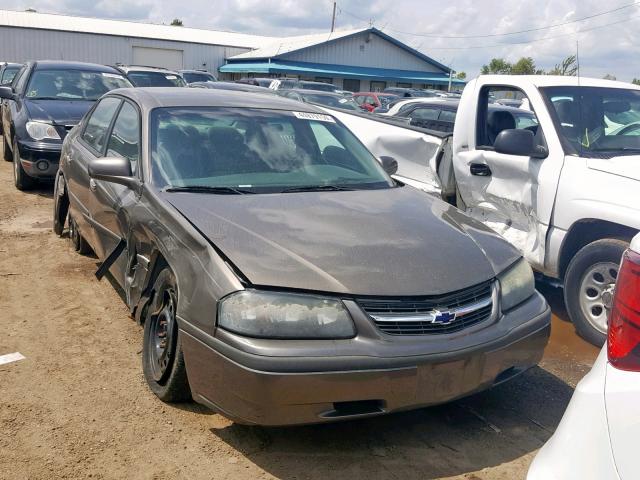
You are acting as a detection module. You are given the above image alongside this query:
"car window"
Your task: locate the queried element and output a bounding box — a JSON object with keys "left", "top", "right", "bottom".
{"left": 1, "top": 66, "right": 20, "bottom": 85}
{"left": 106, "top": 101, "right": 140, "bottom": 175}
{"left": 477, "top": 86, "right": 543, "bottom": 149}
{"left": 82, "top": 97, "right": 122, "bottom": 154}
{"left": 26, "top": 69, "right": 131, "bottom": 100}
{"left": 410, "top": 107, "right": 440, "bottom": 120}
{"left": 396, "top": 102, "right": 420, "bottom": 117}
{"left": 182, "top": 72, "right": 215, "bottom": 83}
{"left": 353, "top": 95, "right": 364, "bottom": 105}
{"left": 439, "top": 109, "right": 457, "bottom": 122}
{"left": 127, "top": 71, "right": 186, "bottom": 87}
{"left": 150, "top": 107, "right": 393, "bottom": 192}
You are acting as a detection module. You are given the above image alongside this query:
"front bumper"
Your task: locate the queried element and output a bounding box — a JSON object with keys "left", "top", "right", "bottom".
{"left": 182, "top": 292, "right": 551, "bottom": 426}
{"left": 16, "top": 139, "right": 61, "bottom": 179}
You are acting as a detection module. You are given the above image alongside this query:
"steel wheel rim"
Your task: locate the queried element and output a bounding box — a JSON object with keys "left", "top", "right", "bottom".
{"left": 578, "top": 261, "right": 619, "bottom": 333}
{"left": 149, "top": 288, "right": 177, "bottom": 382}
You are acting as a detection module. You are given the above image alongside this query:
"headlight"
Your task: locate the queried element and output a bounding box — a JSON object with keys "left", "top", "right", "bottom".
{"left": 498, "top": 258, "right": 535, "bottom": 311}
{"left": 218, "top": 290, "right": 356, "bottom": 339}
{"left": 26, "top": 121, "right": 61, "bottom": 141}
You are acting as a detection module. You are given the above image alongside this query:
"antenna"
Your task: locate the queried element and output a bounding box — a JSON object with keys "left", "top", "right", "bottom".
{"left": 330, "top": 1, "right": 337, "bottom": 32}
{"left": 576, "top": 39, "right": 581, "bottom": 80}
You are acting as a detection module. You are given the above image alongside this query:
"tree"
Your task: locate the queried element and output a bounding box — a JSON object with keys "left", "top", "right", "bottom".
{"left": 511, "top": 57, "right": 544, "bottom": 75}
{"left": 455, "top": 71, "right": 467, "bottom": 80}
{"left": 603, "top": 73, "right": 617, "bottom": 80}
{"left": 170, "top": 18, "right": 183, "bottom": 26}
{"left": 632, "top": 78, "right": 640, "bottom": 86}
{"left": 481, "top": 58, "right": 512, "bottom": 75}
{"left": 548, "top": 55, "right": 578, "bottom": 76}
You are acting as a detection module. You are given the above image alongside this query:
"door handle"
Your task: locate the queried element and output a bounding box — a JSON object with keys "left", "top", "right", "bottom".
{"left": 470, "top": 163, "right": 492, "bottom": 176}
{"left": 89, "top": 178, "right": 97, "bottom": 191}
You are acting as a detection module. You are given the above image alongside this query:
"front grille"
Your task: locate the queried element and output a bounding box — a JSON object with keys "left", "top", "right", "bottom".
{"left": 357, "top": 281, "right": 494, "bottom": 335}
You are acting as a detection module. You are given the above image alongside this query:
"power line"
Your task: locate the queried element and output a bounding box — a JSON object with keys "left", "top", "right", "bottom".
{"left": 422, "top": 13, "right": 640, "bottom": 50}
{"left": 338, "top": 1, "right": 639, "bottom": 39}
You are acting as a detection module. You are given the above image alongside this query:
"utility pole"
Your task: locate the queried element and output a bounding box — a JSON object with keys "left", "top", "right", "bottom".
{"left": 330, "top": 1, "right": 337, "bottom": 32}
{"left": 576, "top": 39, "right": 581, "bottom": 78}
{"left": 448, "top": 70, "right": 453, "bottom": 92}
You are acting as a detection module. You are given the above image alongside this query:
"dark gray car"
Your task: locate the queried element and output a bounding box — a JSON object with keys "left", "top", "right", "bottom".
{"left": 54, "top": 88, "right": 550, "bottom": 426}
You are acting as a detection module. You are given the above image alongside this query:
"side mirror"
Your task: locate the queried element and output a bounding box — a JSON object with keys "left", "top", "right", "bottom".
{"left": 88, "top": 157, "right": 139, "bottom": 190}
{"left": 380, "top": 156, "right": 398, "bottom": 175}
{"left": 0, "top": 86, "right": 16, "bottom": 100}
{"left": 494, "top": 129, "right": 547, "bottom": 158}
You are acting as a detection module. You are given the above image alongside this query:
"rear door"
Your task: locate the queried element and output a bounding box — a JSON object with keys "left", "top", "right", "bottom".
{"left": 452, "top": 82, "right": 564, "bottom": 270}
{"left": 71, "top": 97, "right": 122, "bottom": 248}
{"left": 89, "top": 100, "right": 141, "bottom": 281}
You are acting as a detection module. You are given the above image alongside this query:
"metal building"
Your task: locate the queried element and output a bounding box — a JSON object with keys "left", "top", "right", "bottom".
{"left": 0, "top": 9, "right": 464, "bottom": 91}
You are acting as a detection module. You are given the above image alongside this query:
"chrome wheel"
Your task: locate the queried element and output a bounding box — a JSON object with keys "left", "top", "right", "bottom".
{"left": 579, "top": 261, "right": 619, "bottom": 333}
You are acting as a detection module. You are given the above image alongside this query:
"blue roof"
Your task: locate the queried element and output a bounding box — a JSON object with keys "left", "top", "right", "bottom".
{"left": 219, "top": 60, "right": 465, "bottom": 85}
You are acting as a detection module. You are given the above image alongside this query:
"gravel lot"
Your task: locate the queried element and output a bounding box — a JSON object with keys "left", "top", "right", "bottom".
{"left": 0, "top": 152, "right": 598, "bottom": 480}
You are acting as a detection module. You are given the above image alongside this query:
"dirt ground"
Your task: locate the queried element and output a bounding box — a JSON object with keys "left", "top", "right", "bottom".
{"left": 0, "top": 153, "right": 599, "bottom": 480}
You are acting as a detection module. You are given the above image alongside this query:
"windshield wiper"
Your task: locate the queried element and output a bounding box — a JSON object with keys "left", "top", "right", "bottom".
{"left": 280, "top": 184, "right": 355, "bottom": 193}
{"left": 164, "top": 185, "right": 255, "bottom": 195}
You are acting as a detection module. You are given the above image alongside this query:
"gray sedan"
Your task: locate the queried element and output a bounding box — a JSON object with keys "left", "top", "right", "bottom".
{"left": 54, "top": 88, "right": 550, "bottom": 426}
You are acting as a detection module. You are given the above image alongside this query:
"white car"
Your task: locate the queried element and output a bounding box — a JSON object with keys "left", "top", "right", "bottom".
{"left": 528, "top": 232, "right": 640, "bottom": 479}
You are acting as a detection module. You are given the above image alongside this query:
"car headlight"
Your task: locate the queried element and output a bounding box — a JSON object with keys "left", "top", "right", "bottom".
{"left": 218, "top": 290, "right": 356, "bottom": 339}
{"left": 26, "top": 121, "right": 61, "bottom": 141}
{"left": 498, "top": 258, "right": 535, "bottom": 311}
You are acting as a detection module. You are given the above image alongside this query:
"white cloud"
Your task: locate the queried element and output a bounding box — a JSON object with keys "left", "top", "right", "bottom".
{"left": 4, "top": 0, "right": 639, "bottom": 80}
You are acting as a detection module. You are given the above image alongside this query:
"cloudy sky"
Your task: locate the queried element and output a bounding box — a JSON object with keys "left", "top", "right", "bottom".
{"left": 3, "top": 0, "right": 639, "bottom": 80}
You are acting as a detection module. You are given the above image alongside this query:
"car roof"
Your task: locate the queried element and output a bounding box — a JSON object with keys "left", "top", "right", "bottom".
{"left": 286, "top": 89, "right": 343, "bottom": 97}
{"left": 178, "top": 69, "right": 212, "bottom": 74}
{"left": 297, "top": 80, "right": 336, "bottom": 86}
{"left": 479, "top": 74, "right": 640, "bottom": 90}
{"left": 1, "top": 62, "right": 22, "bottom": 68}
{"left": 116, "top": 65, "right": 181, "bottom": 75}
{"left": 33, "top": 60, "right": 123, "bottom": 73}
{"left": 355, "top": 92, "right": 397, "bottom": 96}
{"left": 191, "top": 81, "right": 273, "bottom": 92}
{"left": 108, "top": 87, "right": 326, "bottom": 113}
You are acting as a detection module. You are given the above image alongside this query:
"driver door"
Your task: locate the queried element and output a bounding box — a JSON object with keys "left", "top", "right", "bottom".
{"left": 453, "top": 83, "right": 565, "bottom": 270}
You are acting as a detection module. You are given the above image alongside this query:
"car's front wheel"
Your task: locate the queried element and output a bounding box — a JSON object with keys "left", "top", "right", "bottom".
{"left": 142, "top": 267, "right": 191, "bottom": 403}
{"left": 2, "top": 135, "right": 11, "bottom": 162}
{"left": 53, "top": 171, "right": 68, "bottom": 236}
{"left": 13, "top": 138, "right": 36, "bottom": 190}
{"left": 564, "top": 238, "right": 629, "bottom": 346}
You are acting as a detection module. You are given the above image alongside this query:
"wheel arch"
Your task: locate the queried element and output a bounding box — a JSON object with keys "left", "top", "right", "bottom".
{"left": 558, "top": 219, "right": 637, "bottom": 279}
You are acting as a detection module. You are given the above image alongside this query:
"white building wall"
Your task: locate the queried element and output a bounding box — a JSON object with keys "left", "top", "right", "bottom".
{"left": 281, "top": 31, "right": 443, "bottom": 73}
{"left": 0, "top": 27, "right": 250, "bottom": 73}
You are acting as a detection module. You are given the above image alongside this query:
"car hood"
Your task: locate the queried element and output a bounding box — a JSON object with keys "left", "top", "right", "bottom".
{"left": 25, "top": 99, "right": 94, "bottom": 126}
{"left": 163, "top": 187, "right": 520, "bottom": 296}
{"left": 587, "top": 156, "right": 640, "bottom": 182}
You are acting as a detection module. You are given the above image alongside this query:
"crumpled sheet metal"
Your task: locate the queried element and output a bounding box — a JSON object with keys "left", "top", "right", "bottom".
{"left": 321, "top": 107, "right": 445, "bottom": 195}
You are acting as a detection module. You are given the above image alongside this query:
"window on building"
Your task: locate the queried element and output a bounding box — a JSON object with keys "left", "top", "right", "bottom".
{"left": 343, "top": 79, "right": 361, "bottom": 92}
{"left": 370, "top": 81, "right": 386, "bottom": 92}
{"left": 397, "top": 82, "right": 412, "bottom": 88}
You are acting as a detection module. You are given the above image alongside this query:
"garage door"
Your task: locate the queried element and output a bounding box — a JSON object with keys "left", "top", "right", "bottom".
{"left": 132, "top": 47, "right": 183, "bottom": 70}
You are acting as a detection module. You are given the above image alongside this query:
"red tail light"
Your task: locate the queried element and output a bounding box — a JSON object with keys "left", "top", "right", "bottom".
{"left": 608, "top": 249, "right": 640, "bottom": 371}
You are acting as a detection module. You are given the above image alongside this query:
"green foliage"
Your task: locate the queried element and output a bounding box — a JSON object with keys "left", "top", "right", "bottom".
{"left": 548, "top": 55, "right": 578, "bottom": 76}
{"left": 632, "top": 78, "right": 640, "bottom": 85}
{"left": 603, "top": 73, "right": 617, "bottom": 80}
{"left": 480, "top": 58, "right": 512, "bottom": 75}
{"left": 170, "top": 18, "right": 183, "bottom": 26}
{"left": 455, "top": 71, "right": 467, "bottom": 80}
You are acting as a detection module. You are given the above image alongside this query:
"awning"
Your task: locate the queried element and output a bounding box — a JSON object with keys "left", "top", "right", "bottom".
{"left": 219, "top": 60, "right": 465, "bottom": 86}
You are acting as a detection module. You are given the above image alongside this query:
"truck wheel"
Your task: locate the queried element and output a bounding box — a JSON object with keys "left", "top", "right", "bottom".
{"left": 13, "top": 138, "right": 36, "bottom": 190}
{"left": 564, "top": 238, "right": 629, "bottom": 346}
{"left": 3, "top": 135, "right": 11, "bottom": 162}
{"left": 53, "top": 171, "right": 68, "bottom": 236}
{"left": 142, "top": 267, "right": 191, "bottom": 403}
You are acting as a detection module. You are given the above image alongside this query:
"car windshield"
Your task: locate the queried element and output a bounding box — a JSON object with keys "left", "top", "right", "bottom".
{"left": 379, "top": 95, "right": 399, "bottom": 107}
{"left": 182, "top": 72, "right": 215, "bottom": 83}
{"left": 541, "top": 86, "right": 640, "bottom": 156}
{"left": 300, "top": 83, "right": 336, "bottom": 92}
{"left": 25, "top": 69, "right": 131, "bottom": 100}
{"left": 301, "top": 94, "right": 360, "bottom": 111}
{"left": 127, "top": 71, "right": 186, "bottom": 87}
{"left": 1, "top": 66, "right": 20, "bottom": 85}
{"left": 151, "top": 107, "right": 393, "bottom": 193}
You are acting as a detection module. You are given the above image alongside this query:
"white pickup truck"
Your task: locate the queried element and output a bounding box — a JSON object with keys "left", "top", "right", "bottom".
{"left": 324, "top": 75, "right": 640, "bottom": 345}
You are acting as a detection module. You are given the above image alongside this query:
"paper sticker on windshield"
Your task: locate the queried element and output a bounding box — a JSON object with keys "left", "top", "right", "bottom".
{"left": 166, "top": 75, "right": 178, "bottom": 80}
{"left": 293, "top": 112, "right": 335, "bottom": 123}
{"left": 338, "top": 98, "right": 348, "bottom": 103}
{"left": 102, "top": 72, "right": 123, "bottom": 79}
